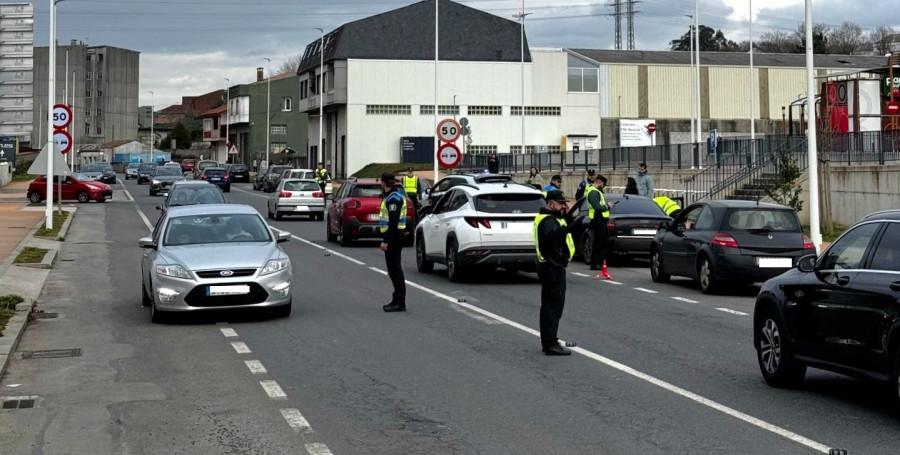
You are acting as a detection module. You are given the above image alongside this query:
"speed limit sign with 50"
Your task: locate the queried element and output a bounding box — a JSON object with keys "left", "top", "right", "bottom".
{"left": 436, "top": 118, "right": 461, "bottom": 143}
{"left": 52, "top": 104, "right": 72, "bottom": 129}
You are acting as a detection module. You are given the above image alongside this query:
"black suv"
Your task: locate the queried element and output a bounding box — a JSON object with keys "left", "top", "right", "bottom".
{"left": 754, "top": 210, "right": 900, "bottom": 407}
{"left": 425, "top": 173, "right": 512, "bottom": 206}
{"left": 262, "top": 165, "right": 291, "bottom": 193}
{"left": 137, "top": 162, "right": 159, "bottom": 184}
{"left": 226, "top": 163, "right": 249, "bottom": 183}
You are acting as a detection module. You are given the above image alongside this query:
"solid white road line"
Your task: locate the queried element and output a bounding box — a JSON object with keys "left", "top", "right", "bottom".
{"left": 220, "top": 328, "right": 238, "bottom": 337}
{"left": 119, "top": 183, "right": 153, "bottom": 232}
{"left": 633, "top": 287, "right": 659, "bottom": 294}
{"left": 260, "top": 380, "right": 287, "bottom": 399}
{"left": 599, "top": 279, "right": 623, "bottom": 285}
{"left": 305, "top": 443, "right": 334, "bottom": 455}
{"left": 571, "top": 272, "right": 591, "bottom": 277}
{"left": 230, "top": 341, "right": 251, "bottom": 354}
{"left": 244, "top": 360, "right": 268, "bottom": 375}
{"left": 716, "top": 308, "right": 750, "bottom": 316}
{"left": 280, "top": 408, "right": 313, "bottom": 433}
{"left": 672, "top": 297, "right": 700, "bottom": 304}
{"left": 369, "top": 266, "right": 388, "bottom": 275}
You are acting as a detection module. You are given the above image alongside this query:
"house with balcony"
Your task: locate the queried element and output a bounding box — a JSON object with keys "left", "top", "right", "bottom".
{"left": 201, "top": 105, "right": 228, "bottom": 162}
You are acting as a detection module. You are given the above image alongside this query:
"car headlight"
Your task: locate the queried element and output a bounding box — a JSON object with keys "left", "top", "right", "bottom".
{"left": 152, "top": 179, "right": 160, "bottom": 185}
{"left": 260, "top": 258, "right": 290, "bottom": 276}
{"left": 156, "top": 264, "right": 192, "bottom": 279}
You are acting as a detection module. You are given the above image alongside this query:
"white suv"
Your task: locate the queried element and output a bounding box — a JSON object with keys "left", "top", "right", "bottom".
{"left": 415, "top": 182, "right": 545, "bottom": 282}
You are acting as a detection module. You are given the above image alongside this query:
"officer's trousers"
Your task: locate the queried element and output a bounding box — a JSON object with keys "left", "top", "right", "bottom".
{"left": 384, "top": 241, "right": 406, "bottom": 306}
{"left": 591, "top": 218, "right": 610, "bottom": 267}
{"left": 537, "top": 262, "right": 567, "bottom": 350}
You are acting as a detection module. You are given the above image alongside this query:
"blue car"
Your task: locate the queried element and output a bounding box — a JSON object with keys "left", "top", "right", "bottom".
{"left": 200, "top": 167, "right": 231, "bottom": 193}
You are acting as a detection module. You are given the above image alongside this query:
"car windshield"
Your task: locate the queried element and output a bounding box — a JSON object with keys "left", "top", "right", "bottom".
{"left": 139, "top": 164, "right": 157, "bottom": 171}
{"left": 72, "top": 173, "right": 90, "bottom": 180}
{"left": 608, "top": 197, "right": 667, "bottom": 216}
{"left": 230, "top": 164, "right": 247, "bottom": 172}
{"left": 99, "top": 164, "right": 114, "bottom": 171}
{"left": 289, "top": 171, "right": 314, "bottom": 179}
{"left": 164, "top": 214, "right": 271, "bottom": 246}
{"left": 723, "top": 208, "right": 801, "bottom": 232}
{"left": 283, "top": 181, "right": 320, "bottom": 191}
{"left": 350, "top": 185, "right": 383, "bottom": 197}
{"left": 82, "top": 165, "right": 101, "bottom": 172}
{"left": 205, "top": 169, "right": 226, "bottom": 177}
{"left": 475, "top": 193, "right": 544, "bottom": 213}
{"left": 127, "top": 163, "right": 141, "bottom": 169}
{"left": 154, "top": 167, "right": 182, "bottom": 176}
{"left": 268, "top": 166, "right": 289, "bottom": 176}
{"left": 167, "top": 187, "right": 226, "bottom": 206}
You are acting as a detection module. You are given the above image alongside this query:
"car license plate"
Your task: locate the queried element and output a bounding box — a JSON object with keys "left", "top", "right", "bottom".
{"left": 633, "top": 229, "right": 657, "bottom": 235}
{"left": 294, "top": 206, "right": 309, "bottom": 212}
{"left": 758, "top": 257, "right": 792, "bottom": 268}
{"left": 367, "top": 213, "right": 380, "bottom": 221}
{"left": 207, "top": 285, "right": 250, "bottom": 296}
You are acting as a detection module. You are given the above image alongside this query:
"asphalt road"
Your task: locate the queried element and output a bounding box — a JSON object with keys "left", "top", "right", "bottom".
{"left": 3, "top": 175, "right": 899, "bottom": 454}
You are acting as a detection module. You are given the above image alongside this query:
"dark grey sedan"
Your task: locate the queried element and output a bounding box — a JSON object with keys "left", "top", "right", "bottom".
{"left": 150, "top": 167, "right": 186, "bottom": 196}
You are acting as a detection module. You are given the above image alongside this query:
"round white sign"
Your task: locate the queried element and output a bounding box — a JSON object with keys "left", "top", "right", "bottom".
{"left": 54, "top": 130, "right": 72, "bottom": 154}
{"left": 436, "top": 118, "right": 461, "bottom": 143}
{"left": 437, "top": 143, "right": 462, "bottom": 169}
{"left": 52, "top": 104, "right": 72, "bottom": 129}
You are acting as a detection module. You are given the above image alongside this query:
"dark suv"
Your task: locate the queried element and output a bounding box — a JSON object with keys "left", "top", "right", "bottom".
{"left": 227, "top": 163, "right": 249, "bottom": 183}
{"left": 137, "top": 162, "right": 159, "bottom": 184}
{"left": 754, "top": 210, "right": 900, "bottom": 407}
{"left": 262, "top": 165, "right": 291, "bottom": 193}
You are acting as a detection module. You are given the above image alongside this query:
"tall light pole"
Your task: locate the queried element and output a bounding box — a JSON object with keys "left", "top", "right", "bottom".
{"left": 515, "top": 2, "right": 531, "bottom": 155}
{"left": 804, "top": 0, "right": 822, "bottom": 250}
{"left": 45, "top": 0, "right": 67, "bottom": 228}
{"left": 686, "top": 15, "right": 695, "bottom": 162}
{"left": 224, "top": 77, "right": 230, "bottom": 165}
{"left": 749, "top": 0, "right": 756, "bottom": 162}
{"left": 264, "top": 58, "right": 271, "bottom": 167}
{"left": 433, "top": 0, "right": 439, "bottom": 182}
{"left": 148, "top": 91, "right": 154, "bottom": 164}
{"left": 315, "top": 28, "right": 325, "bottom": 169}
{"left": 694, "top": 0, "right": 702, "bottom": 167}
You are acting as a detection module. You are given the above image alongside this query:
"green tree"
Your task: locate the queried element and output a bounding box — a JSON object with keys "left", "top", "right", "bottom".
{"left": 765, "top": 152, "right": 804, "bottom": 213}
{"left": 669, "top": 25, "right": 740, "bottom": 52}
{"left": 169, "top": 122, "right": 192, "bottom": 149}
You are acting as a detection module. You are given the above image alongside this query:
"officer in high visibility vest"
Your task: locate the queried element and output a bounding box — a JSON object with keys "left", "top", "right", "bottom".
{"left": 379, "top": 172, "right": 408, "bottom": 312}
{"left": 584, "top": 174, "right": 616, "bottom": 277}
{"left": 314, "top": 162, "right": 329, "bottom": 199}
{"left": 653, "top": 196, "right": 682, "bottom": 218}
{"left": 403, "top": 167, "right": 420, "bottom": 214}
{"left": 534, "top": 189, "right": 577, "bottom": 356}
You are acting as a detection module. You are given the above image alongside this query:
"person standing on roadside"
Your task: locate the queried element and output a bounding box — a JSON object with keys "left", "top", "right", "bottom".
{"left": 379, "top": 173, "right": 408, "bottom": 313}
{"left": 487, "top": 153, "right": 500, "bottom": 174}
{"left": 575, "top": 169, "right": 595, "bottom": 200}
{"left": 403, "top": 167, "right": 420, "bottom": 215}
{"left": 525, "top": 166, "right": 545, "bottom": 189}
{"left": 534, "top": 190, "right": 576, "bottom": 356}
{"left": 624, "top": 177, "right": 639, "bottom": 195}
{"left": 584, "top": 175, "right": 616, "bottom": 278}
{"left": 315, "top": 162, "right": 329, "bottom": 199}
{"left": 635, "top": 163, "right": 654, "bottom": 198}
{"left": 543, "top": 174, "right": 562, "bottom": 193}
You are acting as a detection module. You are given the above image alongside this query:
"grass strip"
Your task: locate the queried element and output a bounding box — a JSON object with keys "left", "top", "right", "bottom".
{"left": 13, "top": 247, "right": 48, "bottom": 264}
{"left": 35, "top": 210, "right": 68, "bottom": 238}
{"left": 0, "top": 295, "right": 24, "bottom": 336}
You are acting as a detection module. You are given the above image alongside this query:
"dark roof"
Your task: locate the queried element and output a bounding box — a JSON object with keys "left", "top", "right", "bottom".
{"left": 861, "top": 209, "right": 900, "bottom": 222}
{"left": 706, "top": 200, "right": 791, "bottom": 209}
{"left": 298, "top": 0, "right": 528, "bottom": 73}
{"left": 568, "top": 49, "right": 887, "bottom": 69}
{"left": 200, "top": 105, "right": 227, "bottom": 117}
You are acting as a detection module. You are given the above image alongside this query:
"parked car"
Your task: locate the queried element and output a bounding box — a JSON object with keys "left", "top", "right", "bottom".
{"left": 649, "top": 200, "right": 815, "bottom": 294}
{"left": 78, "top": 164, "right": 104, "bottom": 182}
{"left": 425, "top": 173, "right": 512, "bottom": 207}
{"left": 569, "top": 194, "right": 672, "bottom": 264}
{"left": 279, "top": 168, "right": 333, "bottom": 196}
{"left": 139, "top": 203, "right": 292, "bottom": 323}
{"left": 267, "top": 179, "right": 325, "bottom": 221}
{"left": 753, "top": 211, "right": 900, "bottom": 405}
{"left": 27, "top": 174, "right": 112, "bottom": 203}
{"left": 125, "top": 162, "right": 141, "bottom": 180}
{"left": 163, "top": 161, "right": 182, "bottom": 169}
{"left": 180, "top": 159, "right": 195, "bottom": 174}
{"left": 97, "top": 163, "right": 117, "bottom": 184}
{"left": 226, "top": 163, "right": 250, "bottom": 183}
{"left": 326, "top": 177, "right": 417, "bottom": 246}
{"left": 200, "top": 167, "right": 231, "bottom": 192}
{"left": 137, "top": 162, "right": 159, "bottom": 184}
{"left": 193, "top": 160, "right": 219, "bottom": 179}
{"left": 415, "top": 182, "right": 544, "bottom": 281}
{"left": 156, "top": 181, "right": 226, "bottom": 216}
{"left": 150, "top": 166, "right": 187, "bottom": 196}
{"left": 262, "top": 165, "right": 291, "bottom": 193}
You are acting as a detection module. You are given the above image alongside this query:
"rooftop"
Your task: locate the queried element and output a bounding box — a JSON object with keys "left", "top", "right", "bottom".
{"left": 568, "top": 49, "right": 887, "bottom": 69}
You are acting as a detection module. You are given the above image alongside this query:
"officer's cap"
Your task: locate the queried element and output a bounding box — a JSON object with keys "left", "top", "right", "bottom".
{"left": 587, "top": 169, "right": 596, "bottom": 175}
{"left": 544, "top": 189, "right": 567, "bottom": 203}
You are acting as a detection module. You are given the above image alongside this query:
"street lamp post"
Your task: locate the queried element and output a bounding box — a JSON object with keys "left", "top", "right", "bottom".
{"left": 148, "top": 91, "right": 154, "bottom": 164}
{"left": 617, "top": 95, "right": 622, "bottom": 118}
{"left": 515, "top": 1, "right": 531, "bottom": 155}
{"left": 749, "top": 0, "right": 756, "bottom": 162}
{"left": 804, "top": 0, "right": 822, "bottom": 250}
{"left": 45, "top": 0, "right": 65, "bottom": 228}
{"left": 224, "top": 78, "right": 230, "bottom": 165}
{"left": 264, "top": 58, "right": 271, "bottom": 167}
{"left": 686, "top": 15, "right": 695, "bottom": 164}
{"left": 315, "top": 28, "right": 325, "bottom": 170}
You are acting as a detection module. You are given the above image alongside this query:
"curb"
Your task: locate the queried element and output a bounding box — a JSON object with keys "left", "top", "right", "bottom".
{"left": 15, "top": 249, "right": 57, "bottom": 269}
{"left": 0, "top": 305, "right": 32, "bottom": 379}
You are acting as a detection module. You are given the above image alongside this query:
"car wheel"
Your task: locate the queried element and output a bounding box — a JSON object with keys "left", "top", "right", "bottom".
{"left": 150, "top": 299, "right": 167, "bottom": 324}
{"left": 28, "top": 191, "right": 42, "bottom": 203}
{"left": 272, "top": 300, "right": 292, "bottom": 318}
{"left": 149, "top": 189, "right": 156, "bottom": 196}
{"left": 141, "top": 281, "right": 152, "bottom": 307}
{"left": 446, "top": 240, "right": 465, "bottom": 282}
{"left": 756, "top": 306, "right": 806, "bottom": 388}
{"left": 698, "top": 255, "right": 721, "bottom": 294}
{"left": 339, "top": 223, "right": 352, "bottom": 247}
{"left": 416, "top": 232, "right": 434, "bottom": 273}
{"left": 891, "top": 349, "right": 900, "bottom": 410}
{"left": 77, "top": 191, "right": 90, "bottom": 203}
{"left": 275, "top": 211, "right": 283, "bottom": 221}
{"left": 582, "top": 233, "right": 593, "bottom": 265}
{"left": 224, "top": 186, "right": 231, "bottom": 193}
{"left": 326, "top": 216, "right": 338, "bottom": 243}
{"left": 650, "top": 248, "right": 671, "bottom": 283}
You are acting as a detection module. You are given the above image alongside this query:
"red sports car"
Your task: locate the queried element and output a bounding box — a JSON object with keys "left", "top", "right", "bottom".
{"left": 27, "top": 175, "right": 113, "bottom": 203}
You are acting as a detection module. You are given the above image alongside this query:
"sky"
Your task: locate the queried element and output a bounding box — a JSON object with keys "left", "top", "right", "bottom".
{"left": 29, "top": 0, "right": 900, "bottom": 109}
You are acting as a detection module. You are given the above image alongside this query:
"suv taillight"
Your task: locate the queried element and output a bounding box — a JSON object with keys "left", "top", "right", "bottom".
{"left": 346, "top": 200, "right": 361, "bottom": 209}
{"left": 464, "top": 217, "right": 491, "bottom": 229}
{"left": 279, "top": 191, "right": 292, "bottom": 198}
{"left": 802, "top": 234, "right": 815, "bottom": 250}
{"left": 712, "top": 232, "right": 739, "bottom": 248}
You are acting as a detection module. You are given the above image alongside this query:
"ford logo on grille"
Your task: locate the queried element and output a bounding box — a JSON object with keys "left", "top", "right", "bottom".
{"left": 220, "top": 270, "right": 234, "bottom": 277}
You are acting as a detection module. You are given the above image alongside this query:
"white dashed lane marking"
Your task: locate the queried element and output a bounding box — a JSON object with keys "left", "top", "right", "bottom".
{"left": 633, "top": 287, "right": 658, "bottom": 294}
{"left": 280, "top": 408, "right": 313, "bottom": 433}
{"left": 230, "top": 341, "right": 252, "bottom": 354}
{"left": 716, "top": 308, "right": 750, "bottom": 316}
{"left": 305, "top": 443, "right": 334, "bottom": 455}
{"left": 672, "top": 297, "right": 700, "bottom": 304}
{"left": 220, "top": 328, "right": 238, "bottom": 337}
{"left": 260, "top": 380, "right": 287, "bottom": 399}
{"left": 245, "top": 360, "right": 268, "bottom": 375}
{"left": 571, "top": 272, "right": 591, "bottom": 277}
{"left": 369, "top": 266, "right": 388, "bottom": 275}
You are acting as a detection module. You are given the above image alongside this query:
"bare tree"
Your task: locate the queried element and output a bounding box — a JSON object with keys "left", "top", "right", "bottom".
{"left": 794, "top": 23, "right": 830, "bottom": 54}
{"left": 870, "top": 25, "right": 897, "bottom": 55}
{"left": 828, "top": 21, "right": 870, "bottom": 54}
{"left": 276, "top": 55, "right": 303, "bottom": 74}
{"left": 756, "top": 31, "right": 799, "bottom": 53}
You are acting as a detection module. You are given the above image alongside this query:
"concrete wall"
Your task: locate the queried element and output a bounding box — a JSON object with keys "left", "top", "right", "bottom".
{"left": 0, "top": 163, "right": 10, "bottom": 187}
{"left": 819, "top": 164, "right": 900, "bottom": 226}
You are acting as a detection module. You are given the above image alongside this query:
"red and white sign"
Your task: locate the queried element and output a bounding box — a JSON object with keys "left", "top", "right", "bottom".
{"left": 52, "top": 104, "right": 72, "bottom": 129}
{"left": 228, "top": 144, "right": 239, "bottom": 155}
{"left": 887, "top": 101, "right": 900, "bottom": 116}
{"left": 53, "top": 130, "right": 72, "bottom": 155}
{"left": 436, "top": 118, "right": 461, "bottom": 143}
{"left": 437, "top": 143, "right": 462, "bottom": 169}
{"left": 646, "top": 123, "right": 657, "bottom": 134}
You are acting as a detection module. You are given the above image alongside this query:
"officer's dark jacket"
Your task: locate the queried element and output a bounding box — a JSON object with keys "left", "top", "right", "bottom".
{"left": 383, "top": 185, "right": 406, "bottom": 242}
{"left": 536, "top": 207, "right": 571, "bottom": 269}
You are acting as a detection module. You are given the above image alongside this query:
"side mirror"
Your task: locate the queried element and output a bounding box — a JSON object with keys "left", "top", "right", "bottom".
{"left": 138, "top": 237, "right": 156, "bottom": 249}
{"left": 797, "top": 254, "right": 816, "bottom": 273}
{"left": 424, "top": 188, "right": 432, "bottom": 195}
{"left": 658, "top": 221, "right": 670, "bottom": 231}
{"left": 276, "top": 231, "right": 291, "bottom": 243}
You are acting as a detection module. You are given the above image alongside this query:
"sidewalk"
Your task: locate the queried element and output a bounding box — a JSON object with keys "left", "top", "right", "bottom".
{"left": 0, "top": 180, "right": 29, "bottom": 204}
{"left": 0, "top": 202, "right": 42, "bottom": 271}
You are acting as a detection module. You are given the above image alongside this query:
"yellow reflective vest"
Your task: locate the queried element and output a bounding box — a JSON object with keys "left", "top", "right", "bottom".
{"left": 379, "top": 191, "right": 407, "bottom": 233}
{"left": 403, "top": 175, "right": 418, "bottom": 194}
{"left": 314, "top": 168, "right": 328, "bottom": 184}
{"left": 533, "top": 214, "right": 575, "bottom": 263}
{"left": 583, "top": 185, "right": 610, "bottom": 219}
{"left": 654, "top": 196, "right": 681, "bottom": 216}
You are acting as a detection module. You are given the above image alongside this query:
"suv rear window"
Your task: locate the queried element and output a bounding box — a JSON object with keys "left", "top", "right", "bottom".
{"left": 204, "top": 169, "right": 226, "bottom": 177}
{"left": 230, "top": 164, "right": 247, "bottom": 172}
{"left": 475, "top": 193, "right": 544, "bottom": 213}
{"left": 609, "top": 197, "right": 666, "bottom": 216}
{"left": 350, "top": 185, "right": 383, "bottom": 198}
{"left": 723, "top": 209, "right": 801, "bottom": 232}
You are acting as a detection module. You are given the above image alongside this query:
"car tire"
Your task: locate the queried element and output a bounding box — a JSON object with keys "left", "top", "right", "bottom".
{"left": 224, "top": 186, "right": 231, "bottom": 193}
{"left": 150, "top": 299, "right": 167, "bottom": 324}
{"left": 416, "top": 232, "right": 434, "bottom": 273}
{"left": 891, "top": 348, "right": 900, "bottom": 410}
{"left": 756, "top": 305, "right": 806, "bottom": 388}
{"left": 582, "top": 233, "right": 593, "bottom": 265}
{"left": 77, "top": 191, "right": 90, "bottom": 203}
{"left": 650, "top": 248, "right": 671, "bottom": 283}
{"left": 149, "top": 189, "right": 156, "bottom": 196}
{"left": 326, "top": 216, "right": 338, "bottom": 243}
{"left": 272, "top": 301, "right": 292, "bottom": 318}
{"left": 28, "top": 191, "right": 41, "bottom": 203}
{"left": 275, "top": 211, "right": 283, "bottom": 221}
{"left": 446, "top": 240, "right": 465, "bottom": 283}
{"left": 697, "top": 255, "right": 721, "bottom": 294}
{"left": 339, "top": 224, "right": 352, "bottom": 247}
{"left": 141, "top": 281, "right": 152, "bottom": 307}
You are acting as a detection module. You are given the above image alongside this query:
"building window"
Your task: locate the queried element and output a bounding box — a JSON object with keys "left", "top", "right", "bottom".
{"left": 282, "top": 97, "right": 292, "bottom": 111}
{"left": 98, "top": 90, "right": 103, "bottom": 98}
{"left": 85, "top": 90, "right": 91, "bottom": 98}
{"left": 567, "top": 54, "right": 599, "bottom": 93}
{"left": 97, "top": 108, "right": 102, "bottom": 116}
{"left": 300, "top": 80, "right": 308, "bottom": 100}
{"left": 86, "top": 72, "right": 92, "bottom": 80}
{"left": 85, "top": 124, "right": 90, "bottom": 134}
{"left": 467, "top": 105, "right": 502, "bottom": 116}
{"left": 96, "top": 125, "right": 102, "bottom": 134}
{"left": 366, "top": 104, "right": 411, "bottom": 115}
{"left": 510, "top": 145, "right": 562, "bottom": 154}
{"left": 467, "top": 145, "right": 497, "bottom": 155}
{"left": 271, "top": 125, "right": 287, "bottom": 135}
{"left": 85, "top": 109, "right": 91, "bottom": 117}
{"left": 98, "top": 53, "right": 103, "bottom": 62}
{"left": 98, "top": 71, "right": 103, "bottom": 80}
{"left": 419, "top": 105, "right": 459, "bottom": 115}
{"left": 86, "top": 54, "right": 91, "bottom": 62}
{"left": 270, "top": 142, "right": 287, "bottom": 154}
{"left": 511, "top": 106, "right": 561, "bottom": 116}
{"left": 308, "top": 71, "right": 317, "bottom": 94}
{"left": 203, "top": 119, "right": 212, "bottom": 130}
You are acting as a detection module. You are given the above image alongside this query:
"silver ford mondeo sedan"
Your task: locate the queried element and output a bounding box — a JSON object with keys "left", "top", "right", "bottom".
{"left": 139, "top": 204, "right": 292, "bottom": 323}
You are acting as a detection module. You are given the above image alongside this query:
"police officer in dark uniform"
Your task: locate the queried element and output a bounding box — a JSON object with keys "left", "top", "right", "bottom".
{"left": 379, "top": 172, "right": 408, "bottom": 312}
{"left": 534, "top": 189, "right": 576, "bottom": 356}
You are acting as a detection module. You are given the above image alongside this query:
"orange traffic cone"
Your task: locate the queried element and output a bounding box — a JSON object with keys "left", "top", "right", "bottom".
{"left": 592, "top": 260, "right": 612, "bottom": 280}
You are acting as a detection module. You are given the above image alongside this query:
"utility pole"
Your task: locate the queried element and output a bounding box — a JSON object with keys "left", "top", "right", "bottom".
{"left": 626, "top": 0, "right": 636, "bottom": 51}
{"left": 804, "top": 0, "right": 822, "bottom": 251}
{"left": 264, "top": 58, "right": 271, "bottom": 167}
{"left": 515, "top": 1, "right": 531, "bottom": 155}
{"left": 315, "top": 28, "right": 325, "bottom": 171}
{"left": 749, "top": 0, "right": 756, "bottom": 163}
{"left": 224, "top": 78, "right": 230, "bottom": 165}
{"left": 611, "top": 0, "right": 622, "bottom": 50}
{"left": 148, "top": 91, "right": 154, "bottom": 164}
